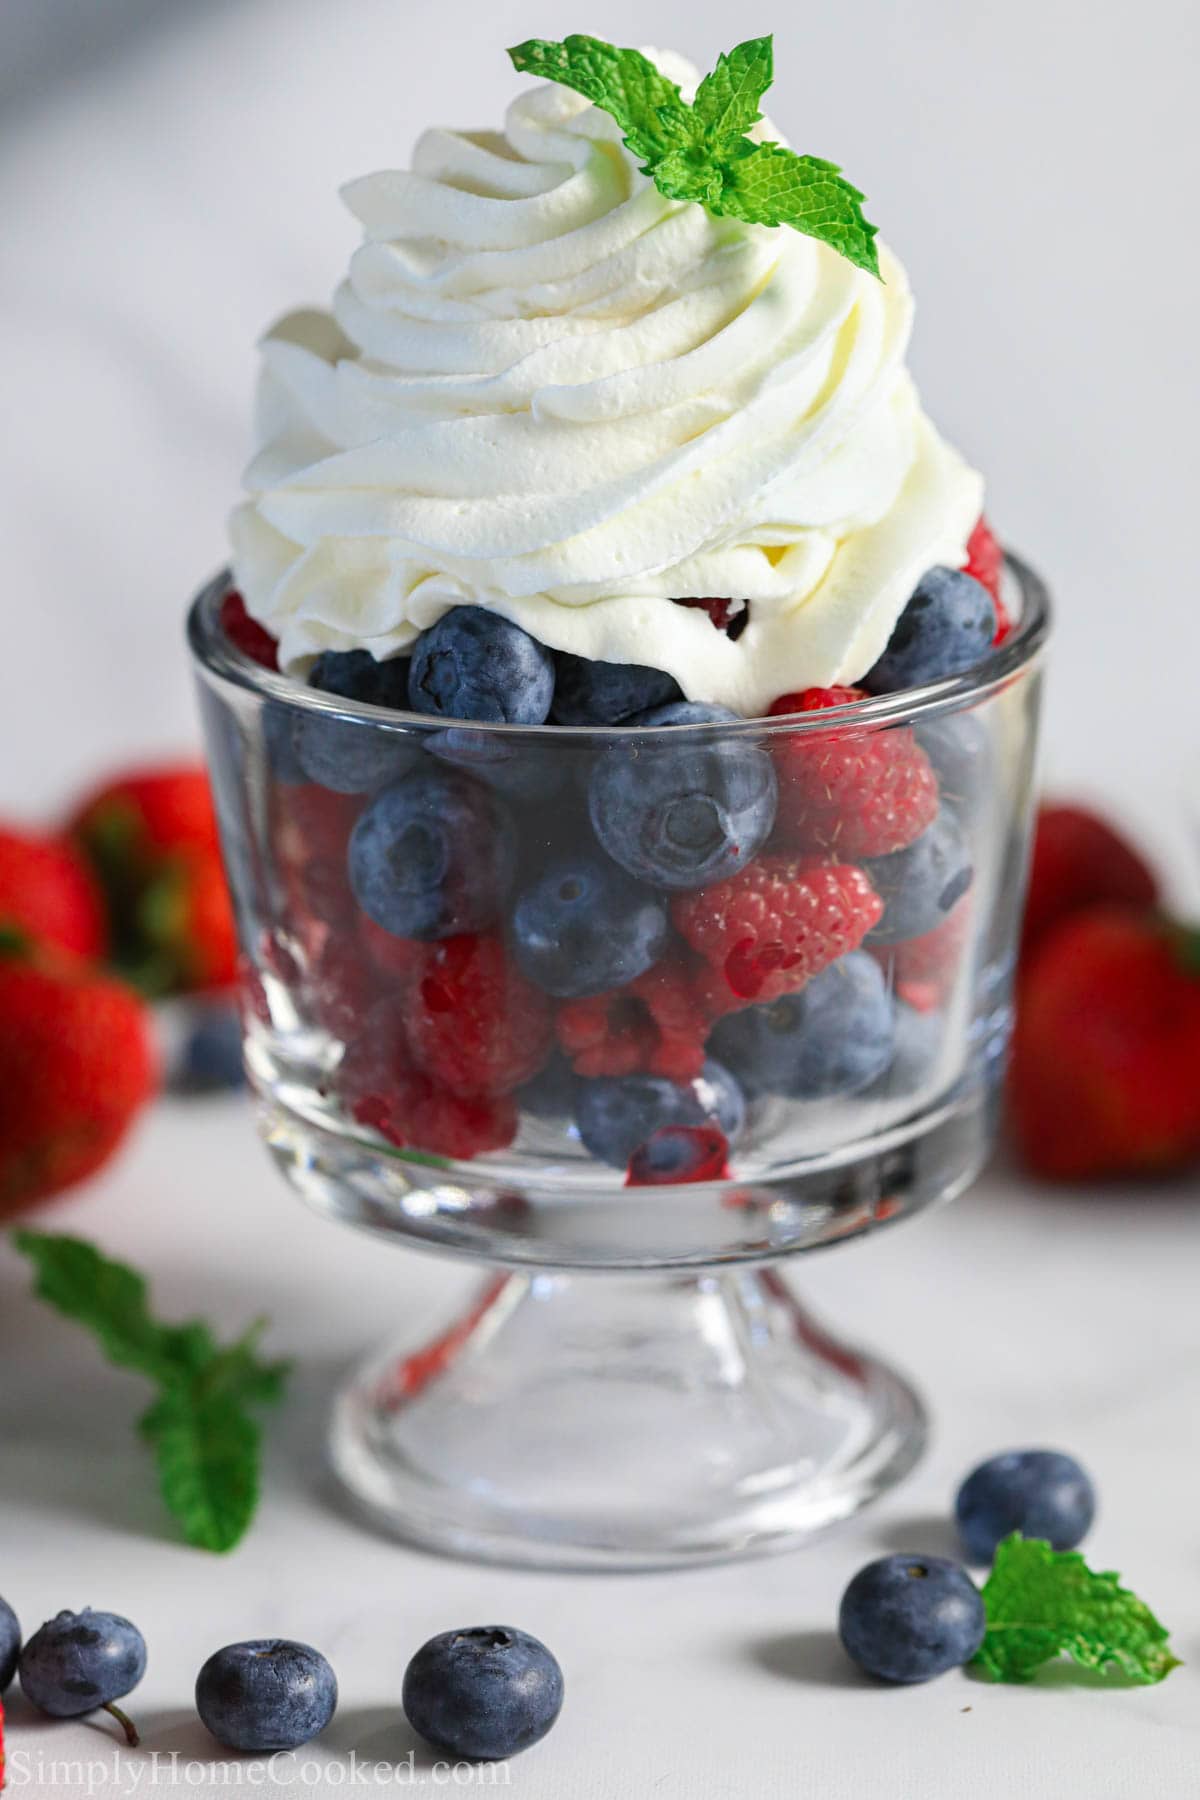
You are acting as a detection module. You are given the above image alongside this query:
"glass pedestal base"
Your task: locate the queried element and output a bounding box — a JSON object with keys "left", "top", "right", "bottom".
{"left": 329, "top": 1266, "right": 926, "bottom": 1570}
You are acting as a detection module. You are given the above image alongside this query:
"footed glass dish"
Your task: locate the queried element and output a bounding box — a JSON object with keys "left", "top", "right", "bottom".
{"left": 189, "top": 561, "right": 1048, "bottom": 1568}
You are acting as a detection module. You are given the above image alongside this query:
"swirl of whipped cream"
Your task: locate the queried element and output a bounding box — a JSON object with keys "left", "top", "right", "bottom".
{"left": 230, "top": 55, "right": 983, "bottom": 715}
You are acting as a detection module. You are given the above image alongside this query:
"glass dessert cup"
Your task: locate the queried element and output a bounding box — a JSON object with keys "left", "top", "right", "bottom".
{"left": 188, "top": 561, "right": 1048, "bottom": 1569}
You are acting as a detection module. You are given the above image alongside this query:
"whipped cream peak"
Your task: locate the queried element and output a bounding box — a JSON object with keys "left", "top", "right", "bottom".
{"left": 231, "top": 53, "right": 982, "bottom": 715}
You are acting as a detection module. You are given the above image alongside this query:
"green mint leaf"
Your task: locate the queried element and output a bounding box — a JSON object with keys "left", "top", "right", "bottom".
{"left": 712, "top": 145, "right": 880, "bottom": 275}
{"left": 508, "top": 35, "right": 691, "bottom": 165}
{"left": 14, "top": 1231, "right": 217, "bottom": 1385}
{"left": 972, "top": 1535, "right": 1181, "bottom": 1685}
{"left": 14, "top": 1231, "right": 288, "bottom": 1553}
{"left": 691, "top": 36, "right": 773, "bottom": 144}
{"left": 141, "top": 1386, "right": 261, "bottom": 1555}
{"left": 506, "top": 34, "right": 880, "bottom": 276}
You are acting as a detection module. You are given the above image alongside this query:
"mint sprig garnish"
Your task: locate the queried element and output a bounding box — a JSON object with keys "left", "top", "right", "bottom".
{"left": 14, "top": 1231, "right": 290, "bottom": 1553}
{"left": 507, "top": 33, "right": 879, "bottom": 276}
{"left": 972, "top": 1534, "right": 1180, "bottom": 1685}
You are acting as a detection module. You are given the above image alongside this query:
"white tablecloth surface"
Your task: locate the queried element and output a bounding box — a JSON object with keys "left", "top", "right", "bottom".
{"left": 1, "top": 1111, "right": 1197, "bottom": 1798}
{"left": 1, "top": 0, "right": 1198, "bottom": 1792}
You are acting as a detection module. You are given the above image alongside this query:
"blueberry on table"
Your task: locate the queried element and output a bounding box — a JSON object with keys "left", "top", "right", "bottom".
{"left": 839, "top": 1555, "right": 986, "bottom": 1683}
{"left": 709, "top": 952, "right": 894, "bottom": 1099}
{"left": 589, "top": 702, "right": 777, "bottom": 891}
{"left": 0, "top": 1595, "right": 19, "bottom": 1691}
{"left": 955, "top": 1449, "right": 1096, "bottom": 1565}
{"left": 348, "top": 765, "right": 516, "bottom": 940}
{"left": 863, "top": 567, "right": 996, "bottom": 694}
{"left": 866, "top": 811, "right": 973, "bottom": 943}
{"left": 512, "top": 855, "right": 669, "bottom": 997}
{"left": 20, "top": 1608, "right": 147, "bottom": 1744}
{"left": 409, "top": 607, "right": 555, "bottom": 724}
{"left": 196, "top": 1639, "right": 338, "bottom": 1752}
{"left": 551, "top": 652, "right": 681, "bottom": 725}
{"left": 403, "top": 1626, "right": 563, "bottom": 1761}
{"left": 575, "top": 1061, "right": 745, "bottom": 1169}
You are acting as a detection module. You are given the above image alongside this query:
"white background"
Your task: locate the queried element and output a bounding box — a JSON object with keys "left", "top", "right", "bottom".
{"left": 1, "top": 2, "right": 1199, "bottom": 1794}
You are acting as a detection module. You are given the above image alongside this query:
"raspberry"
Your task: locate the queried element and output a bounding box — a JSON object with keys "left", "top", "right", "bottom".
{"left": 769, "top": 687, "right": 938, "bottom": 857}
{"left": 963, "top": 516, "right": 1011, "bottom": 644}
{"left": 672, "top": 855, "right": 884, "bottom": 1008}
{"left": 407, "top": 934, "right": 553, "bottom": 1097}
{"left": 358, "top": 915, "right": 430, "bottom": 984}
{"left": 341, "top": 997, "right": 517, "bottom": 1159}
{"left": 220, "top": 590, "right": 279, "bottom": 670}
{"left": 307, "top": 936, "right": 377, "bottom": 1041}
{"left": 671, "top": 596, "right": 749, "bottom": 640}
{"left": 871, "top": 895, "right": 971, "bottom": 1010}
{"left": 556, "top": 953, "right": 709, "bottom": 1081}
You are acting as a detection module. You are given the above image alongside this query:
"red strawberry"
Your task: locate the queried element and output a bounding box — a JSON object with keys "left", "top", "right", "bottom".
{"left": 0, "top": 931, "right": 157, "bottom": 1215}
{"left": 0, "top": 826, "right": 107, "bottom": 959}
{"left": 963, "top": 516, "right": 1011, "bottom": 644}
{"left": 672, "top": 855, "right": 883, "bottom": 1009}
{"left": 1010, "top": 909, "right": 1200, "bottom": 1181}
{"left": 71, "top": 764, "right": 220, "bottom": 863}
{"left": 138, "top": 852, "right": 238, "bottom": 993}
{"left": 769, "top": 686, "right": 938, "bottom": 857}
{"left": 406, "top": 934, "right": 553, "bottom": 1098}
{"left": 1021, "top": 803, "right": 1159, "bottom": 963}
{"left": 71, "top": 765, "right": 237, "bottom": 996}
{"left": 220, "top": 590, "right": 279, "bottom": 670}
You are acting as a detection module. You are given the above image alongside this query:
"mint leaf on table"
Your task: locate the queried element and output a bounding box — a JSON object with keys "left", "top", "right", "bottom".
{"left": 507, "top": 33, "right": 880, "bottom": 276}
{"left": 972, "top": 1534, "right": 1181, "bottom": 1685}
{"left": 13, "top": 1230, "right": 290, "bottom": 1554}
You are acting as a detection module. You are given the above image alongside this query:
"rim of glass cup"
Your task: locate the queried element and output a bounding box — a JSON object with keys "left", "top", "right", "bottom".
{"left": 187, "top": 554, "right": 1050, "bottom": 734}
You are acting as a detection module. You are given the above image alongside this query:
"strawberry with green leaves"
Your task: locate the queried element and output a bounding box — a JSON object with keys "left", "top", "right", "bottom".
{"left": 69, "top": 763, "right": 236, "bottom": 995}
{"left": 0, "top": 931, "right": 156, "bottom": 1216}
{"left": 0, "top": 825, "right": 107, "bottom": 960}
{"left": 1011, "top": 908, "right": 1200, "bottom": 1180}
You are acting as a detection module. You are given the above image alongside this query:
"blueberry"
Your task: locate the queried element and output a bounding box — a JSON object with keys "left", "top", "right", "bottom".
{"left": 20, "top": 1609, "right": 147, "bottom": 1724}
{"left": 171, "top": 1003, "right": 245, "bottom": 1094}
{"left": 348, "top": 766, "right": 515, "bottom": 940}
{"left": 575, "top": 1060, "right": 745, "bottom": 1169}
{"left": 867, "top": 811, "right": 973, "bottom": 943}
{"left": 310, "top": 648, "right": 411, "bottom": 710}
{"left": 589, "top": 702, "right": 776, "bottom": 891}
{"left": 292, "top": 653, "right": 416, "bottom": 793}
{"left": 516, "top": 1052, "right": 577, "bottom": 1121}
{"left": 0, "top": 1596, "right": 19, "bottom": 1692}
{"left": 709, "top": 953, "right": 894, "bottom": 1099}
{"left": 839, "top": 1555, "right": 986, "bottom": 1683}
{"left": 626, "top": 1123, "right": 730, "bottom": 1184}
{"left": 551, "top": 653, "right": 681, "bottom": 725}
{"left": 196, "top": 1640, "right": 338, "bottom": 1752}
{"left": 955, "top": 1450, "right": 1096, "bottom": 1565}
{"left": 870, "top": 1000, "right": 943, "bottom": 1097}
{"left": 864, "top": 567, "right": 996, "bottom": 694}
{"left": 409, "top": 608, "right": 555, "bottom": 724}
{"left": 264, "top": 703, "right": 308, "bottom": 785}
{"left": 512, "top": 856, "right": 669, "bottom": 997}
{"left": 426, "top": 727, "right": 565, "bottom": 803}
{"left": 403, "top": 1625, "right": 563, "bottom": 1761}
{"left": 916, "top": 713, "right": 992, "bottom": 814}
